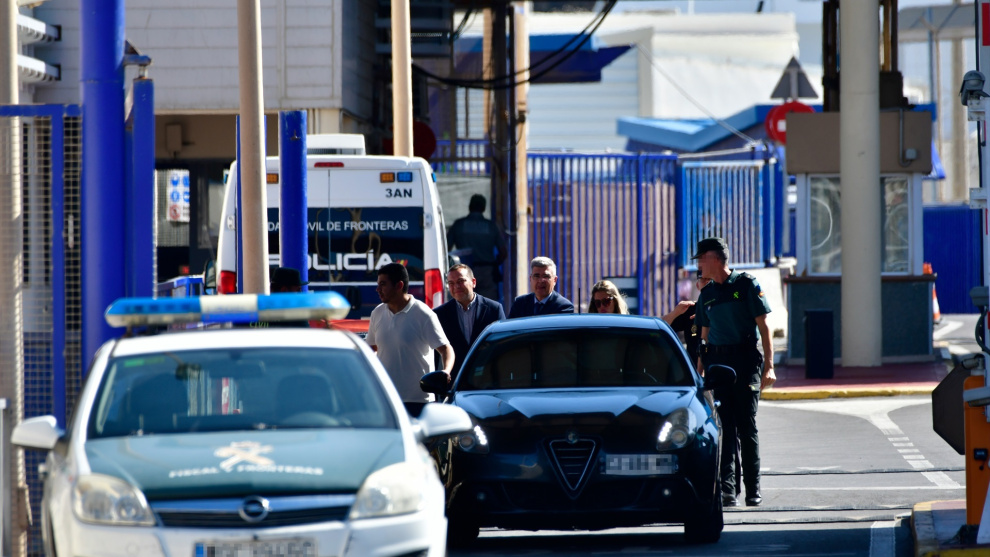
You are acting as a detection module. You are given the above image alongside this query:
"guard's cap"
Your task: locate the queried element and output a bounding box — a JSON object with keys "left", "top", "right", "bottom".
{"left": 691, "top": 237, "right": 728, "bottom": 259}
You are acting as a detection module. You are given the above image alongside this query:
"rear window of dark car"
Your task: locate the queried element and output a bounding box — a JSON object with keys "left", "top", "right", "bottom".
{"left": 457, "top": 328, "right": 694, "bottom": 391}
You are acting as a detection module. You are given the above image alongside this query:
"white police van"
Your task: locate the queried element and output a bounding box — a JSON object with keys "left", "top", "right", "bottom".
{"left": 216, "top": 154, "right": 449, "bottom": 331}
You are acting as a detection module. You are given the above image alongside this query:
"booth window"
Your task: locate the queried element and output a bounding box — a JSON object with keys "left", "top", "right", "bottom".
{"left": 804, "top": 174, "right": 918, "bottom": 276}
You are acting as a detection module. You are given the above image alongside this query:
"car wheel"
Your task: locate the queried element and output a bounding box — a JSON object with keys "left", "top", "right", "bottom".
{"left": 446, "top": 516, "right": 480, "bottom": 548}
{"left": 683, "top": 491, "right": 723, "bottom": 544}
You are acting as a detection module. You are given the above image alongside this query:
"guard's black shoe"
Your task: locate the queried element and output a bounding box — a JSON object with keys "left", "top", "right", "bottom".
{"left": 745, "top": 491, "right": 762, "bottom": 506}
{"left": 722, "top": 493, "right": 738, "bottom": 507}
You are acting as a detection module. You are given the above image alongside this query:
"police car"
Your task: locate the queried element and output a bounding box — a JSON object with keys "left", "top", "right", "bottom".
{"left": 12, "top": 292, "right": 471, "bottom": 557}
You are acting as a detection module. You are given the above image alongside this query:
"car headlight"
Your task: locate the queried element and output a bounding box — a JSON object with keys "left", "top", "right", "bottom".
{"left": 349, "top": 461, "right": 432, "bottom": 520}
{"left": 72, "top": 474, "right": 155, "bottom": 526}
{"left": 656, "top": 408, "right": 697, "bottom": 450}
{"left": 452, "top": 425, "right": 489, "bottom": 454}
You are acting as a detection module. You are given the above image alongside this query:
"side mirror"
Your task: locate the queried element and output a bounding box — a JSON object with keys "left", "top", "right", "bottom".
{"left": 415, "top": 403, "right": 472, "bottom": 442}
{"left": 703, "top": 364, "right": 736, "bottom": 391}
{"left": 420, "top": 370, "right": 449, "bottom": 399}
{"left": 12, "top": 415, "right": 63, "bottom": 451}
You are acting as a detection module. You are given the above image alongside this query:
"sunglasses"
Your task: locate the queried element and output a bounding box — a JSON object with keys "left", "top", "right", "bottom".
{"left": 592, "top": 297, "right": 615, "bottom": 308}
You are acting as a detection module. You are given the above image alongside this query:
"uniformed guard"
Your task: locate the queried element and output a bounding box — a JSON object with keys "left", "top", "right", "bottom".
{"left": 693, "top": 237, "right": 775, "bottom": 507}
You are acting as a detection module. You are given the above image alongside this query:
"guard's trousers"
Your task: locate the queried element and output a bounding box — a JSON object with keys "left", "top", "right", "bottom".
{"left": 705, "top": 348, "right": 763, "bottom": 497}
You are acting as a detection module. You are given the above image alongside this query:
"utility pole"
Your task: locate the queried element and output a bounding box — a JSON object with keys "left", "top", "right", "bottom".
{"left": 391, "top": 0, "right": 413, "bottom": 157}
{"left": 513, "top": 2, "right": 530, "bottom": 299}
{"left": 236, "top": 0, "right": 269, "bottom": 294}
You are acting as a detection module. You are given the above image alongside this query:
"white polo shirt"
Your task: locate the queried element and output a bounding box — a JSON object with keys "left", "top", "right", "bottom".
{"left": 366, "top": 297, "right": 449, "bottom": 402}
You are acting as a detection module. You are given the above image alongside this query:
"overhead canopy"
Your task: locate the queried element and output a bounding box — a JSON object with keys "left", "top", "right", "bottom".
{"left": 455, "top": 34, "right": 630, "bottom": 84}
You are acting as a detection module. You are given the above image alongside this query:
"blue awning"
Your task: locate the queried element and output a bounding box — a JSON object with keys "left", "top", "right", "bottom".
{"left": 455, "top": 34, "right": 630, "bottom": 84}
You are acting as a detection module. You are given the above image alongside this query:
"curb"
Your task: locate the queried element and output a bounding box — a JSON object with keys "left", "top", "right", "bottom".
{"left": 913, "top": 501, "right": 940, "bottom": 557}
{"left": 912, "top": 501, "right": 990, "bottom": 557}
{"left": 762, "top": 387, "right": 936, "bottom": 400}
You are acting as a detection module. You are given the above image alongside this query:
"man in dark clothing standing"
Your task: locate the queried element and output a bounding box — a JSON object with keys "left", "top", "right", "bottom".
{"left": 507, "top": 256, "right": 574, "bottom": 318}
{"left": 434, "top": 264, "right": 505, "bottom": 380}
{"left": 693, "top": 238, "right": 775, "bottom": 508}
{"left": 447, "top": 194, "right": 507, "bottom": 300}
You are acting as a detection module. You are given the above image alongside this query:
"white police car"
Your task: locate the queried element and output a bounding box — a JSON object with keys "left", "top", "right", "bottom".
{"left": 12, "top": 292, "right": 471, "bottom": 557}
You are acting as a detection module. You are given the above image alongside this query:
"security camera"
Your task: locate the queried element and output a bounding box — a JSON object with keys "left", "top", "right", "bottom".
{"left": 960, "top": 70, "right": 989, "bottom": 106}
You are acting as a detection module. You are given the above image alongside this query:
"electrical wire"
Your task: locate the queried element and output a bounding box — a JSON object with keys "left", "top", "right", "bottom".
{"left": 414, "top": 0, "right": 618, "bottom": 90}
{"left": 633, "top": 43, "right": 758, "bottom": 145}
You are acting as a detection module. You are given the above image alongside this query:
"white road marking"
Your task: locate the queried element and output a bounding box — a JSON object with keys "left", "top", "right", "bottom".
{"left": 934, "top": 320, "right": 962, "bottom": 340}
{"left": 922, "top": 471, "right": 963, "bottom": 488}
{"left": 763, "top": 398, "right": 945, "bottom": 484}
{"left": 869, "top": 521, "right": 896, "bottom": 557}
{"left": 898, "top": 449, "right": 920, "bottom": 453}
{"left": 772, "top": 485, "right": 963, "bottom": 491}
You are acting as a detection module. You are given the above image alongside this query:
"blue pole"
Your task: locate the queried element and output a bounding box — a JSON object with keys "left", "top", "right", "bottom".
{"left": 80, "top": 0, "right": 125, "bottom": 368}
{"left": 127, "top": 77, "right": 155, "bottom": 297}
{"left": 279, "top": 111, "right": 308, "bottom": 290}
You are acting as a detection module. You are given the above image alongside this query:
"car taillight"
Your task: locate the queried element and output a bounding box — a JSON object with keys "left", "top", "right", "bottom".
{"left": 424, "top": 268, "right": 443, "bottom": 308}
{"left": 218, "top": 271, "right": 238, "bottom": 294}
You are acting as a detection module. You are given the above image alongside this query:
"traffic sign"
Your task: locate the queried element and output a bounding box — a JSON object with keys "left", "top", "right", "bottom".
{"left": 764, "top": 101, "right": 815, "bottom": 144}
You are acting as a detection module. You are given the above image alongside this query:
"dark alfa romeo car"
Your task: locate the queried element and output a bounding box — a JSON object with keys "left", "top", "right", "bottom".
{"left": 421, "top": 314, "right": 734, "bottom": 545}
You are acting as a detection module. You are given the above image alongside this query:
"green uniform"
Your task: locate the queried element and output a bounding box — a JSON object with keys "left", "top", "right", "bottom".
{"left": 696, "top": 270, "right": 771, "bottom": 501}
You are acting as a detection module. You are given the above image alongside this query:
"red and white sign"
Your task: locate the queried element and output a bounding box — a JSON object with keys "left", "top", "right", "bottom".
{"left": 764, "top": 101, "right": 815, "bottom": 144}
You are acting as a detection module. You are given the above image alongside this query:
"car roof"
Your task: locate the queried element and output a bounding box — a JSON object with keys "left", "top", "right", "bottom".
{"left": 483, "top": 314, "right": 673, "bottom": 335}
{"left": 110, "top": 327, "right": 360, "bottom": 357}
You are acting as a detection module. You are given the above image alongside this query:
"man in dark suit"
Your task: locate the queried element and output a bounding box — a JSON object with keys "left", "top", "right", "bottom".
{"left": 434, "top": 264, "right": 506, "bottom": 379}
{"left": 507, "top": 256, "right": 575, "bottom": 318}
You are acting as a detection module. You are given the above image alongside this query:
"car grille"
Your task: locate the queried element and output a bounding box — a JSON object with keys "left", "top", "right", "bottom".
{"left": 548, "top": 439, "right": 597, "bottom": 491}
{"left": 151, "top": 494, "right": 355, "bottom": 528}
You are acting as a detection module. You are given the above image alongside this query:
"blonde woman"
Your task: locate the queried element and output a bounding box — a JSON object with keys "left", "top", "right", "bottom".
{"left": 588, "top": 279, "right": 694, "bottom": 326}
{"left": 587, "top": 280, "right": 630, "bottom": 314}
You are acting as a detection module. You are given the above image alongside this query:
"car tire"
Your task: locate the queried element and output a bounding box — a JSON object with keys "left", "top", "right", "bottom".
{"left": 683, "top": 491, "right": 723, "bottom": 544}
{"left": 446, "top": 516, "right": 480, "bottom": 548}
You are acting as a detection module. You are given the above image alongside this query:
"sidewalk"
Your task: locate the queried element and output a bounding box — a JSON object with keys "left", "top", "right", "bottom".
{"left": 762, "top": 349, "right": 990, "bottom": 556}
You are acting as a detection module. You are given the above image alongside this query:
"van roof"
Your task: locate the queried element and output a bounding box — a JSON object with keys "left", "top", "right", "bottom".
{"left": 306, "top": 134, "right": 366, "bottom": 155}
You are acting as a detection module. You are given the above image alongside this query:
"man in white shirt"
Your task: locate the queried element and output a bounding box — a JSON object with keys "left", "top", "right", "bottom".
{"left": 366, "top": 262, "right": 455, "bottom": 416}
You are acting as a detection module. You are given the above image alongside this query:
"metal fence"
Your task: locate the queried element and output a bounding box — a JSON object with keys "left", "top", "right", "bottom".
{"left": 0, "top": 105, "right": 83, "bottom": 557}
{"left": 527, "top": 153, "right": 679, "bottom": 317}
{"left": 678, "top": 149, "right": 784, "bottom": 270}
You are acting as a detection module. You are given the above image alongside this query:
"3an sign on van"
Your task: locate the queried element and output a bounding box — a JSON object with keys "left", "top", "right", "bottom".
{"left": 166, "top": 169, "right": 190, "bottom": 223}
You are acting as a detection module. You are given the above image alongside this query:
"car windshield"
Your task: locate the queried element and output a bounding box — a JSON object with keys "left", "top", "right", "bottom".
{"left": 88, "top": 347, "right": 397, "bottom": 438}
{"left": 457, "top": 328, "right": 694, "bottom": 391}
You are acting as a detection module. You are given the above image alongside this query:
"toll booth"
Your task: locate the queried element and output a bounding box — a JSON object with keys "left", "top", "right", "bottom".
{"left": 783, "top": 109, "right": 935, "bottom": 362}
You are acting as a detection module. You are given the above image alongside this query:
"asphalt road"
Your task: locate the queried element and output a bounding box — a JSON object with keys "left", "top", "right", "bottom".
{"left": 450, "top": 395, "right": 962, "bottom": 557}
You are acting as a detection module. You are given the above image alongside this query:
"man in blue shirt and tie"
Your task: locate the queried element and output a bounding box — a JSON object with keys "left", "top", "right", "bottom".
{"left": 508, "top": 256, "right": 575, "bottom": 318}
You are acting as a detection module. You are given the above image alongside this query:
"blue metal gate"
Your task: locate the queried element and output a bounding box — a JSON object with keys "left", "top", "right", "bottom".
{"left": 923, "top": 204, "right": 983, "bottom": 314}
{"left": 526, "top": 153, "right": 679, "bottom": 316}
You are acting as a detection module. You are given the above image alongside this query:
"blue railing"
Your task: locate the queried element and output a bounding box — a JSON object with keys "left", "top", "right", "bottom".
{"left": 677, "top": 148, "right": 784, "bottom": 270}
{"left": 527, "top": 153, "right": 679, "bottom": 317}
{"left": 156, "top": 275, "right": 205, "bottom": 298}
{"left": 432, "top": 139, "right": 490, "bottom": 175}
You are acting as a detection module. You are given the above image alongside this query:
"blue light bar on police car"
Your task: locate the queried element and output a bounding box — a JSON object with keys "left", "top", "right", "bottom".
{"left": 104, "top": 292, "right": 351, "bottom": 328}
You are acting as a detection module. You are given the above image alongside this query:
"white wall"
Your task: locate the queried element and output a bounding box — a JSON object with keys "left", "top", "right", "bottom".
{"left": 33, "top": 0, "right": 354, "bottom": 114}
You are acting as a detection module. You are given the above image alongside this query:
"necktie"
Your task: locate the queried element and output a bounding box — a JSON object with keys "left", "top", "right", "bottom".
{"left": 534, "top": 302, "right": 543, "bottom": 315}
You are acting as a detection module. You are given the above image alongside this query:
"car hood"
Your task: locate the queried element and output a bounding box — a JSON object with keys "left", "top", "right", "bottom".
{"left": 454, "top": 388, "right": 695, "bottom": 421}
{"left": 84, "top": 429, "right": 404, "bottom": 499}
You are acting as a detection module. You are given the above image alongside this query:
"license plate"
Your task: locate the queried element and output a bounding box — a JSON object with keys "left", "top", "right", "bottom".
{"left": 603, "top": 454, "right": 677, "bottom": 476}
{"left": 195, "top": 538, "right": 317, "bottom": 557}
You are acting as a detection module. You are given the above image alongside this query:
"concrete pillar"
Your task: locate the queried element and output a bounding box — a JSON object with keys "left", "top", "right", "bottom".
{"left": 840, "top": 0, "right": 882, "bottom": 366}
{"left": 390, "top": 0, "right": 413, "bottom": 157}
{"left": 0, "top": 2, "right": 21, "bottom": 554}
{"left": 237, "top": 0, "right": 269, "bottom": 294}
